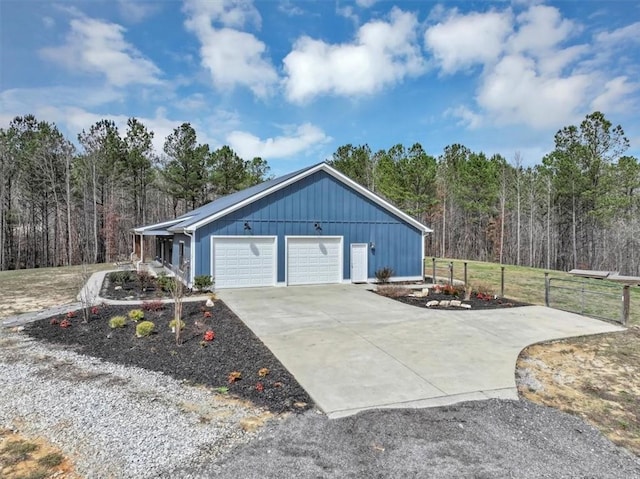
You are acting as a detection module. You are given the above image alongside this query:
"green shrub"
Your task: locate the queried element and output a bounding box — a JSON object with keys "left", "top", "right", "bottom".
{"left": 169, "top": 319, "right": 185, "bottom": 331}
{"left": 375, "top": 267, "right": 394, "bottom": 284}
{"left": 109, "top": 316, "right": 127, "bottom": 328}
{"left": 109, "top": 270, "right": 133, "bottom": 284}
{"left": 128, "top": 309, "right": 145, "bottom": 321}
{"left": 156, "top": 272, "right": 172, "bottom": 291}
{"left": 136, "top": 321, "right": 155, "bottom": 337}
{"left": 194, "top": 275, "right": 213, "bottom": 291}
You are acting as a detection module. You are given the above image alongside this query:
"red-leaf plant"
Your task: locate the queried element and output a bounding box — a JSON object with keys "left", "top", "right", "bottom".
{"left": 255, "top": 382, "right": 264, "bottom": 392}
{"left": 91, "top": 306, "right": 99, "bottom": 315}
{"left": 203, "top": 330, "right": 215, "bottom": 341}
{"left": 66, "top": 311, "right": 76, "bottom": 319}
{"left": 60, "top": 319, "right": 72, "bottom": 328}
{"left": 203, "top": 311, "right": 212, "bottom": 318}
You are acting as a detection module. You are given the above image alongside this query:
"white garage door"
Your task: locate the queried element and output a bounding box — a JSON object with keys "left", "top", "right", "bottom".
{"left": 212, "top": 236, "right": 276, "bottom": 288}
{"left": 287, "top": 237, "right": 342, "bottom": 286}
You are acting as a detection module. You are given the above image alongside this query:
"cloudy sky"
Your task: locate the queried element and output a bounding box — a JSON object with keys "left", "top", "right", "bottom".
{"left": 2, "top": 0, "right": 639, "bottom": 174}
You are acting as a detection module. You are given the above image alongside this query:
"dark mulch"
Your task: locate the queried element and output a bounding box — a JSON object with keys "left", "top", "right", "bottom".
{"left": 380, "top": 291, "right": 530, "bottom": 310}
{"left": 24, "top": 301, "right": 312, "bottom": 414}
{"left": 101, "top": 272, "right": 200, "bottom": 300}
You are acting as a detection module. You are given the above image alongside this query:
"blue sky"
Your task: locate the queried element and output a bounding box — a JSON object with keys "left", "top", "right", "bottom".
{"left": 1, "top": 0, "right": 639, "bottom": 175}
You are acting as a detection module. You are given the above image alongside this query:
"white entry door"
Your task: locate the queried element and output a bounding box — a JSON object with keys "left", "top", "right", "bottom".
{"left": 350, "top": 243, "right": 368, "bottom": 283}
{"left": 286, "top": 236, "right": 342, "bottom": 285}
{"left": 212, "top": 236, "right": 276, "bottom": 288}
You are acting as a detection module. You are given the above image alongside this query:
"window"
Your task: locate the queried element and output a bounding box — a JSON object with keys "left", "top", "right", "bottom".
{"left": 179, "top": 241, "right": 185, "bottom": 268}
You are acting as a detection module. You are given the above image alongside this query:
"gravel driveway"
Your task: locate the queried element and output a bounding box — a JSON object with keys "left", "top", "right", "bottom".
{"left": 2, "top": 327, "right": 639, "bottom": 478}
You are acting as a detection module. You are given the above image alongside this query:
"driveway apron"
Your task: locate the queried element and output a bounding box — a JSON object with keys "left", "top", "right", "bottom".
{"left": 218, "top": 284, "right": 623, "bottom": 418}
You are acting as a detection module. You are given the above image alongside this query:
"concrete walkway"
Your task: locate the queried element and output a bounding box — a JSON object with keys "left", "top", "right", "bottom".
{"left": 1, "top": 270, "right": 209, "bottom": 328}
{"left": 218, "top": 284, "right": 624, "bottom": 418}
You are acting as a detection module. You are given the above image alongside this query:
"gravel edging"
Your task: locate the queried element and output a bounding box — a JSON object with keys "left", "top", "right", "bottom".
{"left": 0, "top": 327, "right": 277, "bottom": 478}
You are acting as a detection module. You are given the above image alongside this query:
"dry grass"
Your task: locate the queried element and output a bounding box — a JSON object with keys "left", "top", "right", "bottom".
{"left": 0, "top": 263, "right": 113, "bottom": 319}
{"left": 375, "top": 285, "right": 413, "bottom": 298}
{"left": 0, "top": 429, "right": 78, "bottom": 478}
{"left": 517, "top": 328, "right": 640, "bottom": 456}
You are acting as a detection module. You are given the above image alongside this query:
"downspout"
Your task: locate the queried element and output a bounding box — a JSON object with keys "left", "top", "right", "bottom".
{"left": 184, "top": 229, "right": 195, "bottom": 288}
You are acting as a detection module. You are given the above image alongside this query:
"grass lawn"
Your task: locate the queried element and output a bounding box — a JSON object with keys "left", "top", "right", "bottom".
{"left": 427, "top": 258, "right": 639, "bottom": 326}
{"left": 0, "top": 263, "right": 114, "bottom": 319}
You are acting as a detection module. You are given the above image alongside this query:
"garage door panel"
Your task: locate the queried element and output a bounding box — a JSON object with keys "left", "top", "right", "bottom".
{"left": 212, "top": 237, "right": 276, "bottom": 289}
{"left": 287, "top": 237, "right": 342, "bottom": 286}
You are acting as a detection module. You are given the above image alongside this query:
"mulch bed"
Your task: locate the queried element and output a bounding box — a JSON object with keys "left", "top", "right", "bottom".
{"left": 379, "top": 291, "right": 530, "bottom": 310}
{"left": 100, "top": 271, "right": 199, "bottom": 300}
{"left": 24, "top": 300, "right": 312, "bottom": 414}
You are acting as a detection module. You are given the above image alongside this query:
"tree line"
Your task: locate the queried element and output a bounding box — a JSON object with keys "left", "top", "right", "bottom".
{"left": 0, "top": 115, "right": 270, "bottom": 269}
{"left": 1, "top": 111, "right": 638, "bottom": 275}
{"left": 328, "top": 112, "right": 639, "bottom": 275}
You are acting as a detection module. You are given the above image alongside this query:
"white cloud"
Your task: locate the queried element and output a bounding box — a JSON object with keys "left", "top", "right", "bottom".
{"left": 595, "top": 21, "right": 640, "bottom": 45}
{"left": 356, "top": 0, "right": 378, "bottom": 7}
{"left": 227, "top": 123, "right": 330, "bottom": 159}
{"left": 426, "top": 3, "right": 638, "bottom": 130}
{"left": 477, "top": 54, "right": 591, "bottom": 128}
{"left": 591, "top": 76, "right": 639, "bottom": 113}
{"left": 424, "top": 10, "right": 513, "bottom": 73}
{"left": 42, "top": 16, "right": 55, "bottom": 28}
{"left": 183, "top": 0, "right": 277, "bottom": 97}
{"left": 278, "top": 1, "right": 304, "bottom": 17}
{"left": 117, "top": 0, "right": 159, "bottom": 23}
{"left": 40, "top": 16, "right": 162, "bottom": 87}
{"left": 446, "top": 105, "right": 482, "bottom": 129}
{"left": 508, "top": 5, "right": 577, "bottom": 55}
{"left": 283, "top": 8, "right": 425, "bottom": 103}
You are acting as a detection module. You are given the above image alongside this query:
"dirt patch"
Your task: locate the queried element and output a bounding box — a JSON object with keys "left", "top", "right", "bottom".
{"left": 0, "top": 428, "right": 78, "bottom": 479}
{"left": 516, "top": 327, "right": 640, "bottom": 455}
{"left": 24, "top": 300, "right": 312, "bottom": 414}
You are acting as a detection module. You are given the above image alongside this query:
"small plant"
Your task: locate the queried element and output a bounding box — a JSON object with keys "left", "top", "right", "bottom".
{"left": 136, "top": 320, "right": 155, "bottom": 337}
{"left": 128, "top": 309, "right": 145, "bottom": 321}
{"left": 66, "top": 311, "right": 76, "bottom": 319}
{"left": 258, "top": 367, "right": 270, "bottom": 377}
{"left": 215, "top": 386, "right": 229, "bottom": 394}
{"left": 156, "top": 272, "right": 172, "bottom": 291}
{"left": 169, "top": 319, "right": 185, "bottom": 331}
{"left": 109, "top": 315, "right": 126, "bottom": 328}
{"left": 203, "top": 330, "right": 215, "bottom": 341}
{"left": 90, "top": 306, "right": 99, "bottom": 315}
{"left": 203, "top": 311, "right": 212, "bottom": 318}
{"left": 50, "top": 318, "right": 59, "bottom": 326}
{"left": 59, "top": 319, "right": 72, "bottom": 328}
{"left": 255, "top": 382, "right": 264, "bottom": 392}
{"left": 200, "top": 340, "right": 207, "bottom": 347}
{"left": 136, "top": 271, "right": 154, "bottom": 290}
{"left": 228, "top": 371, "right": 242, "bottom": 383}
{"left": 109, "top": 270, "right": 133, "bottom": 284}
{"left": 142, "top": 299, "right": 164, "bottom": 312}
{"left": 38, "top": 452, "right": 65, "bottom": 467}
{"left": 194, "top": 275, "right": 213, "bottom": 291}
{"left": 376, "top": 285, "right": 411, "bottom": 298}
{"left": 375, "top": 267, "right": 394, "bottom": 284}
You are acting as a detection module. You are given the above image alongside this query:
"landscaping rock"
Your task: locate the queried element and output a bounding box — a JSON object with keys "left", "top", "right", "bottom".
{"left": 439, "top": 300, "right": 451, "bottom": 308}
{"left": 450, "top": 300, "right": 462, "bottom": 307}
{"left": 206, "top": 298, "right": 215, "bottom": 307}
{"left": 426, "top": 300, "right": 440, "bottom": 308}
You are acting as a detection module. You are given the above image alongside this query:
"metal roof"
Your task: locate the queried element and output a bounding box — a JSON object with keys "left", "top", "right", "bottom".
{"left": 134, "top": 162, "right": 433, "bottom": 234}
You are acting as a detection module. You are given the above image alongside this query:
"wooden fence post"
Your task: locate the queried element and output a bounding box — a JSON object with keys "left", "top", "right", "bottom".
{"left": 449, "top": 262, "right": 454, "bottom": 285}
{"left": 464, "top": 262, "right": 468, "bottom": 289}
{"left": 432, "top": 257, "right": 436, "bottom": 284}
{"left": 622, "top": 285, "right": 630, "bottom": 326}
{"left": 544, "top": 272, "right": 550, "bottom": 307}
{"left": 500, "top": 266, "right": 505, "bottom": 298}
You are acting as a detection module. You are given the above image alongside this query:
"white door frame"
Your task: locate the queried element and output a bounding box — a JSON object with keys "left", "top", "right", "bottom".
{"left": 210, "top": 235, "right": 278, "bottom": 288}
{"left": 350, "top": 243, "right": 368, "bottom": 283}
{"left": 285, "top": 235, "right": 343, "bottom": 285}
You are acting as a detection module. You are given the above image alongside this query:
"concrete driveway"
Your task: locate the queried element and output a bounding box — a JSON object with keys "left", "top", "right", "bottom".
{"left": 218, "top": 284, "right": 623, "bottom": 418}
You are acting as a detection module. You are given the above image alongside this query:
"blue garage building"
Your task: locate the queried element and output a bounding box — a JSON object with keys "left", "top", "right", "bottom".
{"left": 133, "top": 162, "right": 432, "bottom": 288}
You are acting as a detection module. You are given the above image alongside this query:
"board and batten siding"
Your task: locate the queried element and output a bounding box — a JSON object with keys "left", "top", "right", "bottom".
{"left": 193, "top": 170, "right": 423, "bottom": 283}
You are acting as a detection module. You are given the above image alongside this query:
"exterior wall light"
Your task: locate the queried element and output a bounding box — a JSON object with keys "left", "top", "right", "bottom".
{"left": 314, "top": 222, "right": 322, "bottom": 231}
{"left": 244, "top": 222, "right": 251, "bottom": 231}
{"left": 370, "top": 242, "right": 375, "bottom": 250}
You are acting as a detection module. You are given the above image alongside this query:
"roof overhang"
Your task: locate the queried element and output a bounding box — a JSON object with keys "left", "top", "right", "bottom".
{"left": 183, "top": 163, "right": 433, "bottom": 234}
{"left": 132, "top": 217, "right": 190, "bottom": 235}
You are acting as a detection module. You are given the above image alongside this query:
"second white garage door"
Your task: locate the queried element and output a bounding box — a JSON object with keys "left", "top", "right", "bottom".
{"left": 287, "top": 236, "right": 342, "bottom": 285}
{"left": 212, "top": 236, "right": 276, "bottom": 288}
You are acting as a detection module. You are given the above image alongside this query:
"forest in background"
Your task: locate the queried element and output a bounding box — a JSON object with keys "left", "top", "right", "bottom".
{"left": 1, "top": 111, "right": 638, "bottom": 275}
